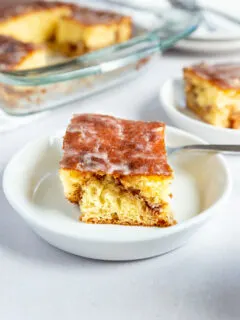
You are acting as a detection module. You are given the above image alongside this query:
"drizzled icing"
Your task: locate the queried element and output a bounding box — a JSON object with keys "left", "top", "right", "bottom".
{"left": 188, "top": 62, "right": 240, "bottom": 89}
{"left": 61, "top": 114, "right": 172, "bottom": 176}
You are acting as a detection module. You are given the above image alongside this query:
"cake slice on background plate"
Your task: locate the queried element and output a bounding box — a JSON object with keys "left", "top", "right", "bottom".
{"left": 184, "top": 62, "right": 240, "bottom": 129}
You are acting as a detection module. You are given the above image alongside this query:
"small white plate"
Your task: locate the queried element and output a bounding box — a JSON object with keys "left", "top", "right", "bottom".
{"left": 174, "top": 3, "right": 240, "bottom": 52}
{"left": 176, "top": 39, "right": 240, "bottom": 53}
{"left": 3, "top": 128, "right": 231, "bottom": 261}
{"left": 160, "top": 78, "right": 240, "bottom": 145}
{"left": 189, "top": 11, "right": 240, "bottom": 41}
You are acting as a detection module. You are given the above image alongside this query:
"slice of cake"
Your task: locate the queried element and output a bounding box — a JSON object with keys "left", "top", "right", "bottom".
{"left": 184, "top": 62, "right": 240, "bottom": 128}
{"left": 59, "top": 114, "right": 175, "bottom": 227}
{"left": 0, "top": 1, "right": 72, "bottom": 44}
{"left": 0, "top": 35, "right": 46, "bottom": 70}
{"left": 56, "top": 7, "right": 132, "bottom": 56}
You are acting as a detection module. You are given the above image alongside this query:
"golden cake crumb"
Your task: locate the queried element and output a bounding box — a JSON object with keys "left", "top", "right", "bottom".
{"left": 184, "top": 63, "right": 240, "bottom": 128}
{"left": 60, "top": 114, "right": 175, "bottom": 228}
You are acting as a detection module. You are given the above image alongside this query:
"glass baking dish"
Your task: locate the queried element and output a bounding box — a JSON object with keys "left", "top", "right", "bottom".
{"left": 0, "top": 0, "right": 200, "bottom": 115}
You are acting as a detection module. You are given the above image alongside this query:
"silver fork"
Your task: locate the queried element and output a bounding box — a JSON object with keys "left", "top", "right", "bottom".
{"left": 167, "top": 144, "right": 240, "bottom": 156}
{"left": 169, "top": 0, "right": 240, "bottom": 27}
{"left": 168, "top": 0, "right": 217, "bottom": 31}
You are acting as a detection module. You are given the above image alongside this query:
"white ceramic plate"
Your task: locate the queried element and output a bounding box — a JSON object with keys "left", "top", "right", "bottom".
{"left": 160, "top": 78, "right": 240, "bottom": 145}
{"left": 175, "top": 10, "right": 240, "bottom": 52}
{"left": 188, "top": 11, "right": 240, "bottom": 41}
{"left": 3, "top": 128, "right": 231, "bottom": 261}
{"left": 176, "top": 39, "right": 240, "bottom": 52}
{"left": 119, "top": 0, "right": 240, "bottom": 41}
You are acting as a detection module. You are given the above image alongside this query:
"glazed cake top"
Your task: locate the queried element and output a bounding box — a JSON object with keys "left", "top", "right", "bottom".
{"left": 186, "top": 62, "right": 240, "bottom": 89}
{"left": 0, "top": 1, "right": 127, "bottom": 25}
{"left": 0, "top": 1, "right": 71, "bottom": 22}
{"left": 0, "top": 35, "right": 41, "bottom": 71}
{"left": 68, "top": 7, "right": 127, "bottom": 25}
{"left": 61, "top": 114, "right": 172, "bottom": 176}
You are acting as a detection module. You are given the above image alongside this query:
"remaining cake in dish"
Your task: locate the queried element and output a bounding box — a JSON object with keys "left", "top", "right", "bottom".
{"left": 59, "top": 114, "right": 175, "bottom": 227}
{"left": 0, "top": 2, "right": 133, "bottom": 110}
{"left": 0, "top": 35, "right": 46, "bottom": 70}
{"left": 56, "top": 7, "right": 132, "bottom": 56}
{"left": 0, "top": 1, "right": 132, "bottom": 61}
{"left": 0, "top": 1, "right": 72, "bottom": 44}
{"left": 184, "top": 62, "right": 240, "bottom": 129}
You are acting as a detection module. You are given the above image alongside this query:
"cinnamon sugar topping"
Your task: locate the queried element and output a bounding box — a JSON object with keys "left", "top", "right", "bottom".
{"left": 69, "top": 7, "right": 125, "bottom": 25}
{"left": 189, "top": 62, "right": 240, "bottom": 89}
{"left": 61, "top": 114, "right": 172, "bottom": 176}
{"left": 0, "top": 35, "right": 41, "bottom": 71}
{"left": 0, "top": 1, "right": 71, "bottom": 21}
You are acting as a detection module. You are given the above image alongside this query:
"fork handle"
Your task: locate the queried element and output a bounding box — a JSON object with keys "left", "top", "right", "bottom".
{"left": 182, "top": 144, "right": 240, "bottom": 153}
{"left": 203, "top": 6, "right": 240, "bottom": 26}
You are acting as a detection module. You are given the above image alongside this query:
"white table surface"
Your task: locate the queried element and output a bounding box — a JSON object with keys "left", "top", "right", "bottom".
{"left": 1, "top": 50, "right": 240, "bottom": 320}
